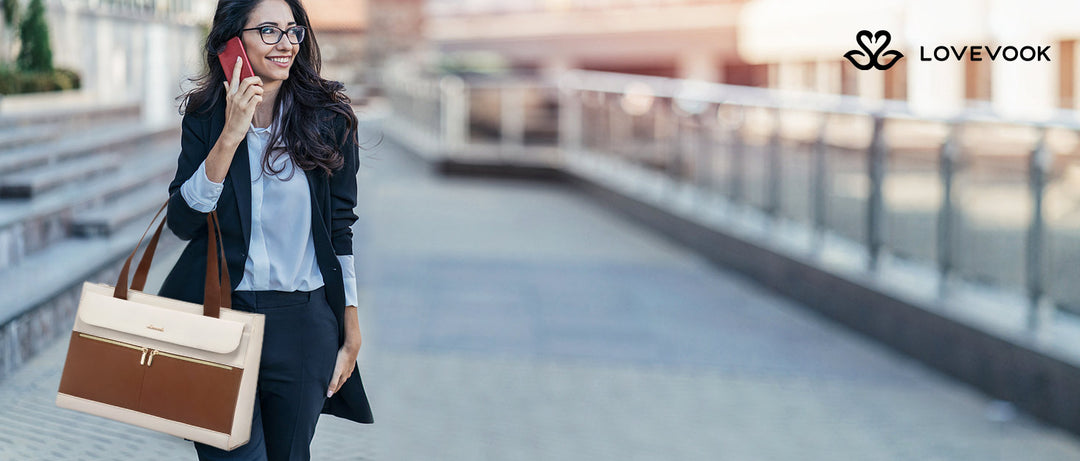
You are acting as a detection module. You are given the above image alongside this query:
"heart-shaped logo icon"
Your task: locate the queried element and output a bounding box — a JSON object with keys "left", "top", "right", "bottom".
{"left": 845, "top": 30, "right": 904, "bottom": 71}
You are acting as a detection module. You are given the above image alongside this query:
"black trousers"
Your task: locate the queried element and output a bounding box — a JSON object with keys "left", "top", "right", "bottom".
{"left": 194, "top": 286, "right": 339, "bottom": 461}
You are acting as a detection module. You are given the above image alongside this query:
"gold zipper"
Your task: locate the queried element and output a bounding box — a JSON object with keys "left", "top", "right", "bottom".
{"left": 151, "top": 350, "right": 232, "bottom": 370}
{"left": 78, "top": 333, "right": 232, "bottom": 370}
{"left": 80, "top": 333, "right": 144, "bottom": 352}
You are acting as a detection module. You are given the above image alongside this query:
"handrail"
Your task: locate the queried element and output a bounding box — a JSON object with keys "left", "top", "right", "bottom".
{"left": 382, "top": 67, "right": 1080, "bottom": 330}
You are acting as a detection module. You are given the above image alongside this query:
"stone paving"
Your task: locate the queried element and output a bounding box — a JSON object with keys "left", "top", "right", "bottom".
{"left": 3, "top": 125, "right": 1080, "bottom": 459}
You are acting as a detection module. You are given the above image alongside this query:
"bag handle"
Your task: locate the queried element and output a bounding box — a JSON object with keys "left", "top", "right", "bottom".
{"left": 203, "top": 210, "right": 232, "bottom": 317}
{"left": 114, "top": 196, "right": 231, "bottom": 318}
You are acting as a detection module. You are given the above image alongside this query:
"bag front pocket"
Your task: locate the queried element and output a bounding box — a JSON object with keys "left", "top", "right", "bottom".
{"left": 139, "top": 348, "right": 244, "bottom": 433}
{"left": 59, "top": 331, "right": 245, "bottom": 434}
{"left": 58, "top": 332, "right": 148, "bottom": 411}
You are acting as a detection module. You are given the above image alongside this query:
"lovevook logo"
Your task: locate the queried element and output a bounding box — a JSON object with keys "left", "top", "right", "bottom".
{"left": 845, "top": 30, "right": 904, "bottom": 70}
{"left": 919, "top": 44, "right": 1050, "bottom": 62}
{"left": 844, "top": 29, "right": 1052, "bottom": 71}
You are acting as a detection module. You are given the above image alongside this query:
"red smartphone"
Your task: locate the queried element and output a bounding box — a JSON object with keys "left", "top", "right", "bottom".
{"left": 217, "top": 36, "right": 255, "bottom": 85}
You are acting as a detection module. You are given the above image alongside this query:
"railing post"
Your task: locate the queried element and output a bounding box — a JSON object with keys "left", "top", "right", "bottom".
{"left": 427, "top": 80, "right": 440, "bottom": 136}
{"left": 650, "top": 99, "right": 668, "bottom": 194}
{"left": 1026, "top": 128, "right": 1051, "bottom": 330}
{"left": 500, "top": 85, "right": 526, "bottom": 153}
{"left": 812, "top": 113, "right": 829, "bottom": 250}
{"left": 729, "top": 107, "right": 745, "bottom": 205}
{"left": 709, "top": 107, "right": 724, "bottom": 205}
{"left": 695, "top": 111, "right": 712, "bottom": 211}
{"left": 610, "top": 94, "right": 634, "bottom": 184}
{"left": 410, "top": 81, "right": 420, "bottom": 128}
{"left": 867, "top": 114, "right": 887, "bottom": 271}
{"left": 937, "top": 122, "right": 961, "bottom": 297}
{"left": 669, "top": 107, "right": 684, "bottom": 198}
{"left": 607, "top": 93, "right": 619, "bottom": 158}
{"left": 766, "top": 107, "right": 782, "bottom": 218}
{"left": 430, "top": 81, "right": 442, "bottom": 137}
{"left": 558, "top": 77, "right": 583, "bottom": 161}
{"left": 439, "top": 75, "right": 468, "bottom": 157}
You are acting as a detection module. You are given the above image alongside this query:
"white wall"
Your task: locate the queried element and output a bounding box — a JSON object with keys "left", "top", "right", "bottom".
{"left": 33, "top": 3, "right": 206, "bottom": 122}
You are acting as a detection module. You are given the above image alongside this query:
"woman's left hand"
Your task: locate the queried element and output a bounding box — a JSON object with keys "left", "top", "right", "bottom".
{"left": 327, "top": 306, "right": 362, "bottom": 398}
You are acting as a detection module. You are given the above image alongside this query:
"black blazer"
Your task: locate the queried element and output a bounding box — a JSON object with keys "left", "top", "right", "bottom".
{"left": 158, "top": 95, "right": 373, "bottom": 425}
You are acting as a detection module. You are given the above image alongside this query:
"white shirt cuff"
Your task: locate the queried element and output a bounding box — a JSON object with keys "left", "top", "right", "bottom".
{"left": 180, "top": 160, "right": 225, "bottom": 213}
{"left": 337, "top": 254, "right": 358, "bottom": 308}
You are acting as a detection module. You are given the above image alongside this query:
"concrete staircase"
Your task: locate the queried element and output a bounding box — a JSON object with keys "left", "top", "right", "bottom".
{"left": 0, "top": 102, "right": 184, "bottom": 381}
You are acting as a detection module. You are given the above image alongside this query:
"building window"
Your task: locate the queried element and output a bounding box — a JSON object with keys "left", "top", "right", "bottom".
{"left": 884, "top": 57, "right": 906, "bottom": 101}
{"left": 723, "top": 62, "right": 769, "bottom": 88}
{"left": 803, "top": 61, "right": 816, "bottom": 91}
{"left": 1060, "top": 40, "right": 1076, "bottom": 109}
{"left": 964, "top": 48, "right": 992, "bottom": 105}
{"left": 840, "top": 60, "right": 857, "bottom": 96}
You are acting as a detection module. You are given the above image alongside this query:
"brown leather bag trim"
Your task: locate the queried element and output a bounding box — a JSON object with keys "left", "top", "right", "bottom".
{"left": 58, "top": 331, "right": 243, "bottom": 433}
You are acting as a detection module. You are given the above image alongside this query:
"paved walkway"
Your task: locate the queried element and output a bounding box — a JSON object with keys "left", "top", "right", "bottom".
{"left": 3, "top": 123, "right": 1080, "bottom": 460}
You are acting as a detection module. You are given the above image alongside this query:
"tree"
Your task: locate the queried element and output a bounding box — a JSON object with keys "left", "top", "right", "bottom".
{"left": 16, "top": 0, "right": 50, "bottom": 72}
{"left": 2, "top": 0, "right": 17, "bottom": 28}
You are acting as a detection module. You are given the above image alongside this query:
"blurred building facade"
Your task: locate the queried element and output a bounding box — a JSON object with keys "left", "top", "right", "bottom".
{"left": 305, "top": 0, "right": 367, "bottom": 90}
{"left": 366, "top": 0, "right": 424, "bottom": 82}
{"left": 417, "top": 0, "right": 1080, "bottom": 120}
{"left": 740, "top": 0, "right": 1080, "bottom": 119}
{"left": 12, "top": 0, "right": 1077, "bottom": 122}
{"left": 424, "top": 0, "right": 753, "bottom": 84}
{"left": 303, "top": 0, "right": 425, "bottom": 95}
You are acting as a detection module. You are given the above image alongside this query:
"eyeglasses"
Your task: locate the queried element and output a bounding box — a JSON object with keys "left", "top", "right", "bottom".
{"left": 240, "top": 25, "right": 306, "bottom": 45}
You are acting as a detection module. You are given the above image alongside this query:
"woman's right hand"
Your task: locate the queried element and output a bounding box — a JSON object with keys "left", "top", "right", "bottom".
{"left": 220, "top": 56, "right": 263, "bottom": 147}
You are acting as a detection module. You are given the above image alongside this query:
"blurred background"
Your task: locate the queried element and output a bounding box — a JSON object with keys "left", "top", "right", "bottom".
{"left": 5, "top": 0, "right": 1080, "bottom": 459}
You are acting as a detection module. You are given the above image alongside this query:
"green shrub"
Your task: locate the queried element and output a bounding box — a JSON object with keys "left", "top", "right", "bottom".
{"left": 0, "top": 64, "right": 82, "bottom": 94}
{"left": 0, "top": 0, "right": 79, "bottom": 96}
{"left": 0, "top": 64, "right": 12, "bottom": 94}
{"left": 54, "top": 67, "right": 79, "bottom": 89}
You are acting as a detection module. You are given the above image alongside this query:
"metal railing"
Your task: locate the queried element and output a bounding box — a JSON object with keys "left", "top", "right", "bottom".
{"left": 381, "top": 68, "right": 1080, "bottom": 330}
{"left": 427, "top": 0, "right": 742, "bottom": 17}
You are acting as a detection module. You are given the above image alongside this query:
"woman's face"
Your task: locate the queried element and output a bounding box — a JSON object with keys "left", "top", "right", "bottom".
{"left": 241, "top": 0, "right": 299, "bottom": 85}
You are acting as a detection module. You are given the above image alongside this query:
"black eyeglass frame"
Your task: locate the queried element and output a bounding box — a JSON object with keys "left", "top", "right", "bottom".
{"left": 240, "top": 25, "right": 307, "bottom": 45}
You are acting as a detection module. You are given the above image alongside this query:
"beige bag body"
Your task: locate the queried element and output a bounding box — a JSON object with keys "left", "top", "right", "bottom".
{"left": 56, "top": 201, "right": 265, "bottom": 451}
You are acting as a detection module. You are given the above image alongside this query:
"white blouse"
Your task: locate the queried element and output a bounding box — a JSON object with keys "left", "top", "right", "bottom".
{"left": 179, "top": 115, "right": 358, "bottom": 307}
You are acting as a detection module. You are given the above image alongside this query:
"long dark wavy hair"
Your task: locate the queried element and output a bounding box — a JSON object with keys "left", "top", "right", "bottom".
{"left": 176, "top": 0, "right": 357, "bottom": 178}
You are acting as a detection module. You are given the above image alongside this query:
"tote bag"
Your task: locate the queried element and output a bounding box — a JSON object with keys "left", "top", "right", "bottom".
{"left": 56, "top": 200, "right": 265, "bottom": 451}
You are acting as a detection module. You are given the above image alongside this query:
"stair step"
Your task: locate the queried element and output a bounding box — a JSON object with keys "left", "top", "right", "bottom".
{"left": 0, "top": 154, "right": 124, "bottom": 198}
{"left": 0, "top": 101, "right": 140, "bottom": 130}
{"left": 0, "top": 121, "right": 178, "bottom": 176}
{"left": 71, "top": 182, "right": 169, "bottom": 238}
{"left": 0, "top": 140, "right": 177, "bottom": 228}
{"left": 0, "top": 139, "right": 178, "bottom": 270}
{"left": 0, "top": 205, "right": 181, "bottom": 328}
{"left": 0, "top": 124, "right": 62, "bottom": 151}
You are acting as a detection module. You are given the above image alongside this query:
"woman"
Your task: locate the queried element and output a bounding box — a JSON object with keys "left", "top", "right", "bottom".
{"left": 158, "top": 0, "right": 373, "bottom": 459}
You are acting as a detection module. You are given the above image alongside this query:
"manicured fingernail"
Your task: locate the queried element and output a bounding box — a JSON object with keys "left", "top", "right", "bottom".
{"left": 236, "top": 57, "right": 241, "bottom": 63}
{"left": 327, "top": 390, "right": 333, "bottom": 398}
